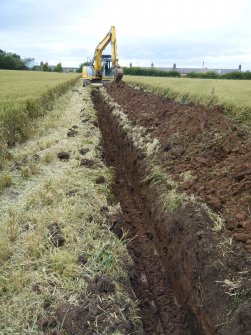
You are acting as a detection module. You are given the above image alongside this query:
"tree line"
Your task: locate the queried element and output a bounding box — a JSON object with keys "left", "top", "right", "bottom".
{"left": 124, "top": 66, "right": 251, "bottom": 80}
{"left": 123, "top": 67, "right": 181, "bottom": 77}
{"left": 0, "top": 49, "right": 32, "bottom": 70}
{"left": 0, "top": 49, "right": 63, "bottom": 72}
{"left": 186, "top": 70, "right": 251, "bottom": 80}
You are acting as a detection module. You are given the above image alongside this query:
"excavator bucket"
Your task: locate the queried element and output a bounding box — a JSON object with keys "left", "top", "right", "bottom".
{"left": 113, "top": 66, "right": 124, "bottom": 82}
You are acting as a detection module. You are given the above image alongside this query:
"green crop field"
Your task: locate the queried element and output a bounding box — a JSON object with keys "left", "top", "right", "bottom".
{"left": 124, "top": 76, "right": 251, "bottom": 127}
{"left": 0, "top": 70, "right": 79, "bottom": 103}
{"left": 0, "top": 70, "right": 80, "bottom": 148}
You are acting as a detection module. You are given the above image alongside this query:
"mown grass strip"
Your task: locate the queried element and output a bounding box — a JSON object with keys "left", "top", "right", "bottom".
{"left": 124, "top": 76, "right": 251, "bottom": 128}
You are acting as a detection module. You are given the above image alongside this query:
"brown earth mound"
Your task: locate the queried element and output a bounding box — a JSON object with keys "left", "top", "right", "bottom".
{"left": 106, "top": 82, "right": 251, "bottom": 251}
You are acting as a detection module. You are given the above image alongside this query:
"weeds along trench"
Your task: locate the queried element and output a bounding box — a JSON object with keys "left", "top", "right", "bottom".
{"left": 92, "top": 84, "right": 251, "bottom": 335}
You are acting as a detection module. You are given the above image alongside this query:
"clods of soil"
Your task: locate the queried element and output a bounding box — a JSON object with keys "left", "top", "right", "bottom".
{"left": 37, "top": 316, "right": 57, "bottom": 331}
{"left": 110, "top": 220, "right": 123, "bottom": 239}
{"left": 81, "top": 117, "right": 89, "bottom": 123}
{"left": 57, "top": 151, "right": 70, "bottom": 160}
{"left": 56, "top": 299, "right": 134, "bottom": 335}
{"left": 99, "top": 206, "right": 109, "bottom": 214}
{"left": 56, "top": 274, "right": 137, "bottom": 335}
{"left": 108, "top": 212, "right": 124, "bottom": 239}
{"left": 66, "top": 189, "right": 78, "bottom": 197}
{"left": 47, "top": 223, "right": 65, "bottom": 247}
{"left": 79, "top": 148, "right": 90, "bottom": 155}
{"left": 67, "top": 128, "right": 79, "bottom": 137}
{"left": 80, "top": 158, "right": 95, "bottom": 168}
{"left": 87, "top": 275, "right": 116, "bottom": 294}
{"left": 51, "top": 234, "right": 65, "bottom": 247}
{"left": 95, "top": 175, "right": 106, "bottom": 184}
{"left": 78, "top": 254, "right": 88, "bottom": 265}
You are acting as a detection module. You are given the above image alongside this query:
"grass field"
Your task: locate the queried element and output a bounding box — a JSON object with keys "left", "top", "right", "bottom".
{"left": 124, "top": 76, "right": 251, "bottom": 127}
{"left": 0, "top": 70, "right": 80, "bottom": 149}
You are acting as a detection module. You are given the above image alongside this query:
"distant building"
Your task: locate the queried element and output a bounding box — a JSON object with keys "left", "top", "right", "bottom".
{"left": 151, "top": 67, "right": 238, "bottom": 75}
{"left": 34, "top": 65, "right": 78, "bottom": 72}
{"left": 48, "top": 66, "right": 78, "bottom": 72}
{"left": 61, "top": 67, "right": 78, "bottom": 73}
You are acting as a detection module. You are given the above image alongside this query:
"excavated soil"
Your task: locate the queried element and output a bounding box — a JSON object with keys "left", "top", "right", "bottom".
{"left": 93, "top": 84, "right": 251, "bottom": 335}
{"left": 106, "top": 82, "right": 251, "bottom": 251}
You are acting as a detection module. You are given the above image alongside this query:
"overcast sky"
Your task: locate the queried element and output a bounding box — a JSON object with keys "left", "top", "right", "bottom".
{"left": 1, "top": 0, "right": 251, "bottom": 70}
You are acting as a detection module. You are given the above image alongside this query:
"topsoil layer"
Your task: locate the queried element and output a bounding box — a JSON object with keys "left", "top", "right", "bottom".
{"left": 106, "top": 82, "right": 251, "bottom": 252}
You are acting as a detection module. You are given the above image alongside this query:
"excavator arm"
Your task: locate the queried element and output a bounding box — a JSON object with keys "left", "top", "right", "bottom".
{"left": 92, "top": 26, "right": 123, "bottom": 82}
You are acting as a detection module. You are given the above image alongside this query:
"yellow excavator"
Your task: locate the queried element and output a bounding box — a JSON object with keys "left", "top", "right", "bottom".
{"left": 82, "top": 26, "right": 123, "bottom": 86}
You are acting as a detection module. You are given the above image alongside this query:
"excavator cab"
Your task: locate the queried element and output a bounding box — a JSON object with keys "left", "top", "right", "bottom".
{"left": 82, "top": 57, "right": 113, "bottom": 86}
{"left": 102, "top": 55, "right": 112, "bottom": 77}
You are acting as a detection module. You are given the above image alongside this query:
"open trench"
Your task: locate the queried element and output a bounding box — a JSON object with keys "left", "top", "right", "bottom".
{"left": 92, "top": 84, "right": 251, "bottom": 335}
{"left": 93, "top": 90, "right": 199, "bottom": 335}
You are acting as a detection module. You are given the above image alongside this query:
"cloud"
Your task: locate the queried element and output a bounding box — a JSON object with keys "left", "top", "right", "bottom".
{"left": 0, "top": 0, "right": 251, "bottom": 69}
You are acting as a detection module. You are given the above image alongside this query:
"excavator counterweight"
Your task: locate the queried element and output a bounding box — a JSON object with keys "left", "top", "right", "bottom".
{"left": 82, "top": 26, "right": 123, "bottom": 86}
